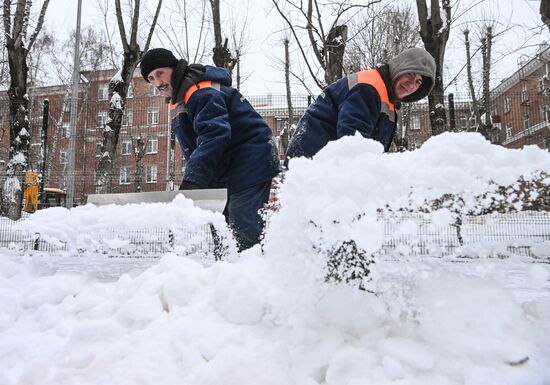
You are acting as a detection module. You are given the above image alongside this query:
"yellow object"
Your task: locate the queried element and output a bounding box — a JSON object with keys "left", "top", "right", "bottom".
{"left": 22, "top": 172, "right": 67, "bottom": 212}
{"left": 23, "top": 171, "right": 39, "bottom": 212}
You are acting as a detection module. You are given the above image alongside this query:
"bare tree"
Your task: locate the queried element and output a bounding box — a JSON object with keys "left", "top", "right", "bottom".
{"left": 345, "top": 3, "right": 419, "bottom": 72}
{"left": 416, "top": 0, "right": 451, "bottom": 136}
{"left": 229, "top": 4, "right": 251, "bottom": 90}
{"left": 27, "top": 28, "right": 54, "bottom": 87}
{"left": 156, "top": 0, "right": 210, "bottom": 63}
{"left": 464, "top": 29, "right": 481, "bottom": 130}
{"left": 278, "top": 37, "right": 292, "bottom": 157}
{"left": 271, "top": 0, "right": 380, "bottom": 90}
{"left": 463, "top": 24, "right": 497, "bottom": 141}
{"left": 210, "top": 0, "right": 237, "bottom": 73}
{"left": 95, "top": 0, "right": 162, "bottom": 194}
{"left": 1, "top": 0, "right": 50, "bottom": 220}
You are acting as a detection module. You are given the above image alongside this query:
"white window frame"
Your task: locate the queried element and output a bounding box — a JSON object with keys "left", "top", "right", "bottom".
{"left": 98, "top": 83, "right": 109, "bottom": 101}
{"left": 95, "top": 141, "right": 102, "bottom": 157}
{"left": 541, "top": 105, "right": 550, "bottom": 123}
{"left": 504, "top": 96, "right": 511, "bottom": 113}
{"left": 60, "top": 150, "right": 68, "bottom": 164}
{"left": 119, "top": 166, "right": 131, "bottom": 185}
{"left": 409, "top": 115, "right": 420, "bottom": 130}
{"left": 520, "top": 83, "right": 529, "bottom": 103}
{"left": 146, "top": 165, "right": 158, "bottom": 183}
{"left": 148, "top": 84, "right": 159, "bottom": 96}
{"left": 147, "top": 108, "right": 159, "bottom": 126}
{"left": 460, "top": 114, "right": 468, "bottom": 130}
{"left": 523, "top": 113, "right": 530, "bottom": 130}
{"left": 62, "top": 122, "right": 70, "bottom": 138}
{"left": 127, "top": 82, "right": 134, "bottom": 98}
{"left": 146, "top": 136, "right": 159, "bottom": 154}
{"left": 506, "top": 124, "right": 513, "bottom": 139}
{"left": 122, "top": 109, "right": 133, "bottom": 127}
{"left": 121, "top": 139, "right": 132, "bottom": 155}
{"left": 97, "top": 111, "right": 108, "bottom": 128}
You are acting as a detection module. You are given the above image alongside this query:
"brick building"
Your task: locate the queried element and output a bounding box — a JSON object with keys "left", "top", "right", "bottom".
{"left": 0, "top": 70, "right": 304, "bottom": 206}
{"left": 490, "top": 45, "right": 550, "bottom": 149}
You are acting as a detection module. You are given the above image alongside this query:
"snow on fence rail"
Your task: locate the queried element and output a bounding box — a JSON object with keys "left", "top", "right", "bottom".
{"left": 1, "top": 212, "right": 549, "bottom": 259}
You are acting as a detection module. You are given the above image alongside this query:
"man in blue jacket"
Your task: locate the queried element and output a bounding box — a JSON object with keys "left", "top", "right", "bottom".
{"left": 285, "top": 47, "right": 436, "bottom": 163}
{"left": 140, "top": 48, "right": 280, "bottom": 251}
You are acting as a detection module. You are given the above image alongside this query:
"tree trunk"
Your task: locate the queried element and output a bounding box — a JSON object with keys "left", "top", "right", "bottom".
{"left": 95, "top": 57, "right": 137, "bottom": 194}
{"left": 325, "top": 24, "right": 348, "bottom": 85}
{"left": 464, "top": 29, "right": 481, "bottom": 132}
{"left": 481, "top": 27, "right": 493, "bottom": 141}
{"left": 134, "top": 135, "right": 145, "bottom": 192}
{"left": 210, "top": 0, "right": 236, "bottom": 73}
{"left": 2, "top": 44, "right": 29, "bottom": 219}
{"left": 1, "top": 0, "right": 50, "bottom": 219}
{"left": 416, "top": 0, "right": 450, "bottom": 136}
{"left": 281, "top": 38, "right": 292, "bottom": 156}
{"left": 95, "top": 0, "right": 162, "bottom": 194}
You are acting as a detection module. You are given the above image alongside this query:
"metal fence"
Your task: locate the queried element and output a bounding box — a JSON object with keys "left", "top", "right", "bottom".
{"left": 0, "top": 90, "right": 548, "bottom": 209}
{"left": 1, "top": 211, "right": 548, "bottom": 260}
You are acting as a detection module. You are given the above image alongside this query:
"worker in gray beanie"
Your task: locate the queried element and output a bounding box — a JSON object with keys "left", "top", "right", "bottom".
{"left": 285, "top": 47, "right": 436, "bottom": 163}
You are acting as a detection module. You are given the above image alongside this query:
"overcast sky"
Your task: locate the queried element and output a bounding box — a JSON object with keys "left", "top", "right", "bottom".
{"left": 43, "top": 0, "right": 548, "bottom": 96}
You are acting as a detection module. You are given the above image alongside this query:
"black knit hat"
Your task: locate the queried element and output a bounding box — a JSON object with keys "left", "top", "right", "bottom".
{"left": 140, "top": 48, "right": 179, "bottom": 82}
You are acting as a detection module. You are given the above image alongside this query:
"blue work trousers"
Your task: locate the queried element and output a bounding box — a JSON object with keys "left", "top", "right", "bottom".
{"left": 224, "top": 180, "right": 272, "bottom": 251}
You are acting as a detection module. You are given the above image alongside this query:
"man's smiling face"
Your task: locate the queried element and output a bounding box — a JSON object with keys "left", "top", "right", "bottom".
{"left": 147, "top": 67, "right": 174, "bottom": 97}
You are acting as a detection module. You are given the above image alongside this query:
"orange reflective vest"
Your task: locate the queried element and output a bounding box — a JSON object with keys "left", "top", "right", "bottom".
{"left": 169, "top": 81, "right": 221, "bottom": 119}
{"left": 348, "top": 69, "right": 396, "bottom": 123}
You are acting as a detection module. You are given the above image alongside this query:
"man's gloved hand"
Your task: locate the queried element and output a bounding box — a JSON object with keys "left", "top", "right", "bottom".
{"left": 179, "top": 180, "right": 202, "bottom": 190}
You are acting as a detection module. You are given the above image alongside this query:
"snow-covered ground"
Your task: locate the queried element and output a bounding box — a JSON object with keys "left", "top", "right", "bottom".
{"left": 1, "top": 133, "right": 550, "bottom": 385}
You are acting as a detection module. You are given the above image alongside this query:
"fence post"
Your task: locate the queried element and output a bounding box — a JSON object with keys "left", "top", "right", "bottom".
{"left": 33, "top": 232, "right": 40, "bottom": 251}
{"left": 448, "top": 93, "right": 456, "bottom": 131}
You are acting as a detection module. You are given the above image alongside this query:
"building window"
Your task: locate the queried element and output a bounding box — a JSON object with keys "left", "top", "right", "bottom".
{"left": 537, "top": 76, "right": 548, "bottom": 93}
{"left": 147, "top": 108, "right": 159, "bottom": 125}
{"left": 506, "top": 124, "right": 513, "bottom": 139}
{"left": 409, "top": 115, "right": 420, "bottom": 130}
{"left": 127, "top": 82, "right": 134, "bottom": 98}
{"left": 60, "top": 150, "right": 68, "bottom": 164}
{"left": 146, "top": 165, "right": 157, "bottom": 183}
{"left": 62, "top": 123, "right": 70, "bottom": 138}
{"left": 523, "top": 113, "right": 530, "bottom": 130}
{"left": 503, "top": 96, "right": 511, "bottom": 113}
{"left": 121, "top": 139, "right": 132, "bottom": 155}
{"left": 122, "top": 109, "right": 133, "bottom": 126}
{"left": 97, "top": 111, "right": 108, "bottom": 128}
{"left": 541, "top": 105, "right": 550, "bottom": 123}
{"left": 545, "top": 136, "right": 550, "bottom": 150}
{"left": 146, "top": 136, "right": 158, "bottom": 154}
{"left": 63, "top": 101, "right": 71, "bottom": 113}
{"left": 460, "top": 114, "right": 468, "bottom": 130}
{"left": 95, "top": 141, "right": 102, "bottom": 157}
{"left": 520, "top": 83, "right": 529, "bottom": 104}
{"left": 120, "top": 166, "right": 131, "bottom": 185}
{"left": 148, "top": 84, "right": 159, "bottom": 96}
{"left": 98, "top": 83, "right": 109, "bottom": 101}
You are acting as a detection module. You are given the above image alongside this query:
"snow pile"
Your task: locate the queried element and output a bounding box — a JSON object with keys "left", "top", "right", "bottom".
{"left": 1, "top": 133, "right": 550, "bottom": 385}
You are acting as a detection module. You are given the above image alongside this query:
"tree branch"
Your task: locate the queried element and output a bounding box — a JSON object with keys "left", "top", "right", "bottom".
{"left": 144, "top": 0, "right": 163, "bottom": 52}
{"left": 3, "top": 0, "right": 12, "bottom": 44}
{"left": 28, "top": 0, "right": 50, "bottom": 52}
{"left": 129, "top": 0, "right": 141, "bottom": 47}
{"left": 271, "top": 0, "right": 324, "bottom": 89}
{"left": 115, "top": 0, "right": 129, "bottom": 51}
